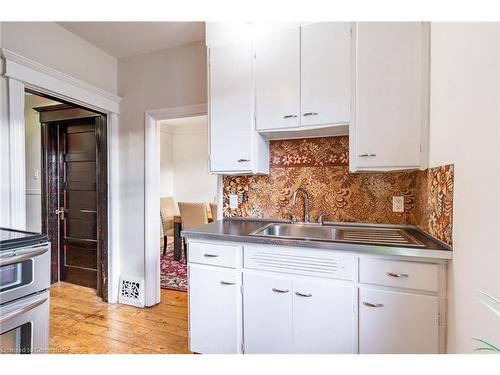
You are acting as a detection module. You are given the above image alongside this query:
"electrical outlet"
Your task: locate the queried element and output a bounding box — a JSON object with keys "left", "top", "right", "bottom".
{"left": 392, "top": 196, "right": 405, "bottom": 213}
{"left": 229, "top": 194, "right": 239, "bottom": 209}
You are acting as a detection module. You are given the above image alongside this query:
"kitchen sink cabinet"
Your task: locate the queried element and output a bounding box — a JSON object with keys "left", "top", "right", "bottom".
{"left": 243, "top": 271, "right": 356, "bottom": 354}
{"left": 243, "top": 272, "right": 293, "bottom": 354}
{"left": 292, "top": 278, "right": 356, "bottom": 354}
{"left": 187, "top": 240, "right": 447, "bottom": 354}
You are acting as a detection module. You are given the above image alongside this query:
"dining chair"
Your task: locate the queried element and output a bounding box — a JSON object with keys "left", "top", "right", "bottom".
{"left": 178, "top": 202, "right": 209, "bottom": 261}
{"left": 209, "top": 202, "right": 218, "bottom": 221}
{"left": 160, "top": 196, "right": 180, "bottom": 255}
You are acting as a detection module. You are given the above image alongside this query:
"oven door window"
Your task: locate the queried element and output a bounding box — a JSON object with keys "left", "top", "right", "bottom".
{"left": 0, "top": 322, "right": 32, "bottom": 354}
{"left": 0, "top": 260, "right": 33, "bottom": 292}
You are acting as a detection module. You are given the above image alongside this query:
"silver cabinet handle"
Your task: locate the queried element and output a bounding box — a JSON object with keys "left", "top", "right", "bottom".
{"left": 203, "top": 254, "right": 219, "bottom": 258}
{"left": 386, "top": 272, "right": 409, "bottom": 278}
{"left": 237, "top": 159, "right": 250, "bottom": 163}
{"left": 302, "top": 112, "right": 318, "bottom": 116}
{"left": 358, "top": 153, "right": 377, "bottom": 157}
{"left": 0, "top": 245, "right": 49, "bottom": 267}
{"left": 0, "top": 297, "right": 48, "bottom": 324}
{"left": 295, "top": 292, "right": 312, "bottom": 297}
{"left": 283, "top": 114, "right": 298, "bottom": 119}
{"left": 272, "top": 288, "right": 289, "bottom": 294}
{"left": 363, "top": 301, "right": 384, "bottom": 308}
{"left": 220, "top": 281, "right": 236, "bottom": 285}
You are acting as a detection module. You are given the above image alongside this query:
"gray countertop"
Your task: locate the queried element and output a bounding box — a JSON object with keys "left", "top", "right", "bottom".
{"left": 182, "top": 218, "right": 453, "bottom": 260}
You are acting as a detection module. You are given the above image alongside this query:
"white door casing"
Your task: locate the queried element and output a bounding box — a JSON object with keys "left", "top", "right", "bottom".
{"left": 144, "top": 103, "right": 208, "bottom": 307}
{"left": 0, "top": 48, "right": 121, "bottom": 303}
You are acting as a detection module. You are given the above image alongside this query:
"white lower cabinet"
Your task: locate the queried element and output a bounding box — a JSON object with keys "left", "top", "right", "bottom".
{"left": 188, "top": 264, "right": 241, "bottom": 354}
{"left": 243, "top": 271, "right": 355, "bottom": 354}
{"left": 188, "top": 240, "right": 446, "bottom": 354}
{"left": 358, "top": 288, "right": 439, "bottom": 354}
{"left": 293, "top": 278, "right": 355, "bottom": 354}
{"left": 243, "top": 272, "right": 293, "bottom": 354}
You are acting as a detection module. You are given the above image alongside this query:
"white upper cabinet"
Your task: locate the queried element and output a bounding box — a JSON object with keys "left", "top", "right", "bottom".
{"left": 300, "top": 22, "right": 352, "bottom": 127}
{"left": 255, "top": 23, "right": 352, "bottom": 133}
{"left": 255, "top": 27, "right": 301, "bottom": 130}
{"left": 208, "top": 40, "right": 269, "bottom": 174}
{"left": 351, "top": 22, "right": 430, "bottom": 172}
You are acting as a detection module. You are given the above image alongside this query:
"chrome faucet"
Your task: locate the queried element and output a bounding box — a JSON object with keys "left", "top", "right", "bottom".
{"left": 290, "top": 188, "right": 311, "bottom": 223}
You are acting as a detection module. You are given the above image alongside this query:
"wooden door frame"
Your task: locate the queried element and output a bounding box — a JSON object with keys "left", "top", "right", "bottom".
{"left": 1, "top": 48, "right": 121, "bottom": 303}
{"left": 39, "top": 105, "right": 108, "bottom": 300}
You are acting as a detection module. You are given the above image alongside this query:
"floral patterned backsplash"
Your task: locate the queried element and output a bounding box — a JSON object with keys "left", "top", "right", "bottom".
{"left": 413, "top": 164, "right": 454, "bottom": 246}
{"left": 223, "top": 136, "right": 454, "bottom": 246}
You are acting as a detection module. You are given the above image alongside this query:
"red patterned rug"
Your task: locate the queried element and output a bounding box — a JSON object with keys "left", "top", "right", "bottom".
{"left": 160, "top": 242, "right": 187, "bottom": 292}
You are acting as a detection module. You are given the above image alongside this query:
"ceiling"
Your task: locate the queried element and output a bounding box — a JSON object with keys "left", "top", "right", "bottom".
{"left": 57, "top": 22, "right": 205, "bottom": 59}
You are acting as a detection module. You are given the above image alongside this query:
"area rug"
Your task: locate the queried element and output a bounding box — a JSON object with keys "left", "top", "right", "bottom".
{"left": 160, "top": 242, "right": 187, "bottom": 292}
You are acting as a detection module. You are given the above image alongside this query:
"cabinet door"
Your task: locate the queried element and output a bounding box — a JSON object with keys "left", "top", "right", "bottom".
{"left": 293, "top": 278, "right": 355, "bottom": 354}
{"left": 354, "top": 22, "right": 427, "bottom": 170}
{"left": 359, "top": 288, "right": 438, "bottom": 353}
{"left": 209, "top": 41, "right": 253, "bottom": 172}
{"left": 243, "top": 272, "right": 293, "bottom": 353}
{"left": 189, "top": 264, "right": 241, "bottom": 354}
{"left": 301, "top": 22, "right": 352, "bottom": 127}
{"left": 255, "top": 27, "right": 300, "bottom": 130}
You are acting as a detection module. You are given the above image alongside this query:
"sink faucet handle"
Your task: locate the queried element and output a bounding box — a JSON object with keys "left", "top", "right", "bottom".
{"left": 318, "top": 213, "right": 332, "bottom": 225}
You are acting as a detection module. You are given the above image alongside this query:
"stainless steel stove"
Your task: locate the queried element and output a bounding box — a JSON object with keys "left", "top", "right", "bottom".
{"left": 0, "top": 228, "right": 50, "bottom": 354}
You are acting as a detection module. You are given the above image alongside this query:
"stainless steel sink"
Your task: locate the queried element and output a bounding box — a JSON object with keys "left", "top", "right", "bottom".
{"left": 250, "top": 223, "right": 425, "bottom": 247}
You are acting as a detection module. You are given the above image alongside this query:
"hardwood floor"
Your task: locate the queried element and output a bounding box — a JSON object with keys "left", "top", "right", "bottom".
{"left": 49, "top": 282, "right": 191, "bottom": 354}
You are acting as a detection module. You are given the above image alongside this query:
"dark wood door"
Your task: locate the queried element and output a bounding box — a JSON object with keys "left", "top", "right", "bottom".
{"left": 60, "top": 120, "right": 98, "bottom": 289}
{"left": 39, "top": 104, "right": 107, "bottom": 298}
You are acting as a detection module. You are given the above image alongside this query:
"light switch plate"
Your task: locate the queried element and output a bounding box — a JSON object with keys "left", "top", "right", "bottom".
{"left": 392, "top": 196, "right": 405, "bottom": 213}
{"left": 229, "top": 194, "right": 239, "bottom": 209}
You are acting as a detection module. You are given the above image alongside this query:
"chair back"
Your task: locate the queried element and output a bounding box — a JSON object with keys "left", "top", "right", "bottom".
{"left": 160, "top": 197, "right": 179, "bottom": 218}
{"left": 209, "top": 202, "right": 218, "bottom": 221}
{"left": 178, "top": 202, "right": 209, "bottom": 231}
{"left": 160, "top": 197, "right": 179, "bottom": 234}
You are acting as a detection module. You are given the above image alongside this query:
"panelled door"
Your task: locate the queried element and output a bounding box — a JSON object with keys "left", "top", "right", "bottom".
{"left": 40, "top": 104, "right": 107, "bottom": 297}
{"left": 60, "top": 120, "right": 99, "bottom": 289}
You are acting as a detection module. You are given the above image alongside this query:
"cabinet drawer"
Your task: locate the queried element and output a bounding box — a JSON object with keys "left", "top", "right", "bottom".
{"left": 244, "top": 245, "right": 354, "bottom": 280}
{"left": 188, "top": 242, "right": 240, "bottom": 268}
{"left": 359, "top": 258, "right": 439, "bottom": 292}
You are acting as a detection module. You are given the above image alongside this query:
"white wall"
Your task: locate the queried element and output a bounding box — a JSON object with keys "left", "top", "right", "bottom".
{"left": 0, "top": 22, "right": 119, "bottom": 228}
{"left": 118, "top": 41, "right": 207, "bottom": 279}
{"left": 1, "top": 22, "right": 118, "bottom": 94}
{"left": 429, "top": 23, "right": 500, "bottom": 353}
{"left": 160, "top": 119, "right": 217, "bottom": 203}
{"left": 24, "top": 94, "right": 60, "bottom": 232}
{"left": 159, "top": 131, "right": 174, "bottom": 197}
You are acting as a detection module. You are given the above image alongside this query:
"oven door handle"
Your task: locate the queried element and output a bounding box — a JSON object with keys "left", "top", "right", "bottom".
{"left": 0, "top": 296, "right": 48, "bottom": 324}
{"left": 0, "top": 246, "right": 49, "bottom": 267}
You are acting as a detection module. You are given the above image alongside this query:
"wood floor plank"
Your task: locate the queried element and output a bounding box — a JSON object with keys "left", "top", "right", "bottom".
{"left": 49, "top": 282, "right": 191, "bottom": 354}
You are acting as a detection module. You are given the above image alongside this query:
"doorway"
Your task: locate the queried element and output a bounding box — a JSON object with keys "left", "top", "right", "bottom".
{"left": 158, "top": 115, "right": 217, "bottom": 291}
{"left": 28, "top": 93, "right": 108, "bottom": 299}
